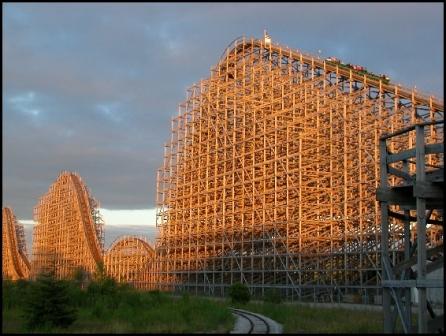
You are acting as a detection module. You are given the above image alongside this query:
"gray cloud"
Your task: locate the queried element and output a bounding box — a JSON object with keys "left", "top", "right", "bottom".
{"left": 3, "top": 3, "right": 443, "bottom": 219}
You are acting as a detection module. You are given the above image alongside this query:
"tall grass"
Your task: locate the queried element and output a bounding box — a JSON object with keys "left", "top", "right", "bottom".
{"left": 234, "top": 301, "right": 388, "bottom": 333}
{"left": 2, "top": 280, "right": 234, "bottom": 333}
{"left": 4, "top": 278, "right": 400, "bottom": 333}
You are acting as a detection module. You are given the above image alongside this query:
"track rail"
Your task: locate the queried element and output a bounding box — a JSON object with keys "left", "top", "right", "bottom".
{"left": 2, "top": 207, "right": 30, "bottom": 279}
{"left": 230, "top": 308, "right": 271, "bottom": 334}
{"left": 104, "top": 235, "right": 155, "bottom": 287}
{"left": 70, "top": 174, "right": 103, "bottom": 264}
{"left": 218, "top": 37, "right": 443, "bottom": 111}
{"left": 4, "top": 209, "right": 24, "bottom": 278}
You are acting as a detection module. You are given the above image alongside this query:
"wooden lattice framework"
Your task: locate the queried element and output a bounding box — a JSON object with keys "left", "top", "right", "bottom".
{"left": 30, "top": 171, "right": 156, "bottom": 285}
{"left": 32, "top": 171, "right": 105, "bottom": 279}
{"left": 155, "top": 35, "right": 443, "bottom": 301}
{"left": 2, "top": 207, "right": 31, "bottom": 280}
{"left": 104, "top": 235, "right": 155, "bottom": 289}
{"left": 378, "top": 121, "right": 444, "bottom": 333}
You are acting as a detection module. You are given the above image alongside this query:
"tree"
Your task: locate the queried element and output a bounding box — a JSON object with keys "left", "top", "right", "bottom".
{"left": 228, "top": 282, "right": 251, "bottom": 304}
{"left": 86, "top": 262, "right": 120, "bottom": 309}
{"left": 93, "top": 261, "right": 107, "bottom": 281}
{"left": 72, "top": 266, "right": 89, "bottom": 289}
{"left": 23, "top": 272, "right": 77, "bottom": 330}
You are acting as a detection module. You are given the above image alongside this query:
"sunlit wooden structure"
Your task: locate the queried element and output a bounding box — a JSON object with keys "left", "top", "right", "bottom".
{"left": 104, "top": 235, "right": 155, "bottom": 289}
{"left": 378, "top": 121, "right": 444, "bottom": 333}
{"left": 30, "top": 171, "right": 156, "bottom": 286}
{"left": 32, "top": 171, "right": 105, "bottom": 278}
{"left": 155, "top": 34, "right": 444, "bottom": 302}
{"left": 2, "top": 207, "right": 31, "bottom": 280}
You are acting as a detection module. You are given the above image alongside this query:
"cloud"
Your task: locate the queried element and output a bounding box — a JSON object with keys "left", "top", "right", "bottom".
{"left": 99, "top": 208, "right": 157, "bottom": 226}
{"left": 17, "top": 208, "right": 157, "bottom": 227}
{"left": 8, "top": 91, "right": 41, "bottom": 117}
{"left": 3, "top": 3, "right": 443, "bottom": 220}
{"left": 96, "top": 102, "right": 123, "bottom": 123}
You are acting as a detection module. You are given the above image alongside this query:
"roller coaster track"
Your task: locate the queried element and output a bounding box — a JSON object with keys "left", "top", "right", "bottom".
{"left": 155, "top": 34, "right": 443, "bottom": 300}
{"left": 107, "top": 236, "right": 155, "bottom": 255}
{"left": 230, "top": 308, "right": 283, "bottom": 334}
{"left": 29, "top": 171, "right": 157, "bottom": 283}
{"left": 104, "top": 235, "right": 155, "bottom": 288}
{"left": 218, "top": 37, "right": 443, "bottom": 111}
{"left": 70, "top": 174, "right": 103, "bottom": 264}
{"left": 2, "top": 207, "right": 30, "bottom": 280}
{"left": 32, "top": 172, "right": 104, "bottom": 278}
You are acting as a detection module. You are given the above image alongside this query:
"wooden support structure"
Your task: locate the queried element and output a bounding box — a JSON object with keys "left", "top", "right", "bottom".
{"left": 104, "top": 235, "right": 155, "bottom": 289}
{"left": 155, "top": 35, "right": 444, "bottom": 302}
{"left": 379, "top": 121, "right": 444, "bottom": 333}
{"left": 2, "top": 207, "right": 31, "bottom": 280}
{"left": 32, "top": 171, "right": 105, "bottom": 279}
{"left": 28, "top": 171, "right": 156, "bottom": 286}
{"left": 2, "top": 35, "right": 443, "bottom": 312}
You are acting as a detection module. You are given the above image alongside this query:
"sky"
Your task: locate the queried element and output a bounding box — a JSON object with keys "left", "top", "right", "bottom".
{"left": 3, "top": 3, "right": 444, "bottom": 227}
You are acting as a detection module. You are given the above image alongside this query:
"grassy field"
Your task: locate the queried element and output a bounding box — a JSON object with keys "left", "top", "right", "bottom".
{"left": 3, "top": 294, "right": 234, "bottom": 333}
{"left": 2, "top": 280, "right": 234, "bottom": 333}
{"left": 3, "top": 299, "right": 389, "bottom": 334}
{"left": 233, "top": 301, "right": 385, "bottom": 333}
{"left": 3, "top": 278, "right": 396, "bottom": 334}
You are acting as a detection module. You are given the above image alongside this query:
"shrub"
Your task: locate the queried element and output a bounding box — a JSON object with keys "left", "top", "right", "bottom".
{"left": 2, "top": 280, "right": 15, "bottom": 310}
{"left": 23, "top": 272, "right": 77, "bottom": 330}
{"left": 147, "top": 289, "right": 168, "bottom": 304}
{"left": 91, "top": 301, "right": 106, "bottom": 319}
{"left": 264, "top": 288, "right": 282, "bottom": 304}
{"left": 181, "top": 291, "right": 190, "bottom": 303}
{"left": 87, "top": 276, "right": 118, "bottom": 296}
{"left": 71, "top": 267, "right": 90, "bottom": 289}
{"left": 86, "top": 276, "right": 121, "bottom": 310}
{"left": 86, "top": 262, "right": 116, "bottom": 303}
{"left": 3, "top": 279, "right": 32, "bottom": 310}
{"left": 65, "top": 280, "right": 88, "bottom": 307}
{"left": 119, "top": 290, "right": 142, "bottom": 308}
{"left": 228, "top": 282, "right": 251, "bottom": 304}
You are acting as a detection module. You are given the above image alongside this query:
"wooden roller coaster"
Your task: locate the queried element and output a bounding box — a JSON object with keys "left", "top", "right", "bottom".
{"left": 154, "top": 34, "right": 443, "bottom": 302}
{"left": 104, "top": 235, "right": 155, "bottom": 289}
{"left": 32, "top": 171, "right": 105, "bottom": 278}
{"left": 2, "top": 35, "right": 443, "bottom": 327}
{"left": 2, "top": 207, "right": 31, "bottom": 280}
{"left": 26, "top": 171, "right": 156, "bottom": 285}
